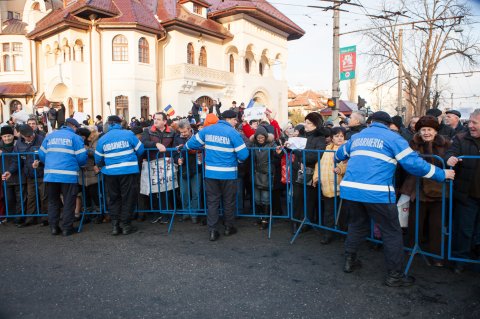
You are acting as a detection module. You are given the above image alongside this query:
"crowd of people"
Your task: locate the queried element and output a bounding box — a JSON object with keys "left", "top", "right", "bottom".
{"left": 0, "top": 100, "right": 479, "bottom": 286}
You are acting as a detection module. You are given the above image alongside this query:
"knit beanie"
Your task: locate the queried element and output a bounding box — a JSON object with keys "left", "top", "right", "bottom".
{"left": 204, "top": 113, "right": 219, "bottom": 127}
{"left": 254, "top": 125, "right": 268, "bottom": 140}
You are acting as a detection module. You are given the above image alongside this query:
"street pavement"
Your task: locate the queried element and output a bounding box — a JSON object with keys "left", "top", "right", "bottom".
{"left": 0, "top": 218, "right": 479, "bottom": 319}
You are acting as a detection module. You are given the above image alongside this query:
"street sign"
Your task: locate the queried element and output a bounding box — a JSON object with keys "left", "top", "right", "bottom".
{"left": 340, "top": 45, "right": 356, "bottom": 81}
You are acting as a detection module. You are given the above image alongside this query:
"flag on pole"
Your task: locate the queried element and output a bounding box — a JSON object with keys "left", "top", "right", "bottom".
{"left": 164, "top": 104, "right": 175, "bottom": 116}
{"left": 246, "top": 99, "right": 255, "bottom": 108}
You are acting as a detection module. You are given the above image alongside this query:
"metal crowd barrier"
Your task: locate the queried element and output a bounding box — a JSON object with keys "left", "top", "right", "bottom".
{"left": 2, "top": 148, "right": 480, "bottom": 274}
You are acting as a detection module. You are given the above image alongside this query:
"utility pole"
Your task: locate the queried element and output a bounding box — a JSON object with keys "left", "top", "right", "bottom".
{"left": 451, "top": 93, "right": 454, "bottom": 109}
{"left": 332, "top": 7, "right": 340, "bottom": 122}
{"left": 397, "top": 29, "right": 403, "bottom": 118}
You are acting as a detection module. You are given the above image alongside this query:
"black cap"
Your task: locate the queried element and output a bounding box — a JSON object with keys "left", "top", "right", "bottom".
{"left": 369, "top": 111, "right": 393, "bottom": 124}
{"left": 445, "top": 109, "right": 461, "bottom": 118}
{"left": 426, "top": 108, "right": 442, "bottom": 118}
{"left": 0, "top": 125, "right": 14, "bottom": 136}
{"left": 65, "top": 118, "right": 81, "bottom": 128}
{"left": 107, "top": 115, "right": 122, "bottom": 123}
{"left": 18, "top": 124, "right": 34, "bottom": 137}
{"left": 221, "top": 110, "right": 237, "bottom": 119}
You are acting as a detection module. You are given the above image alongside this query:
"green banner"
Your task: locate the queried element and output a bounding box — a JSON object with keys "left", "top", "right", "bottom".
{"left": 340, "top": 45, "right": 356, "bottom": 81}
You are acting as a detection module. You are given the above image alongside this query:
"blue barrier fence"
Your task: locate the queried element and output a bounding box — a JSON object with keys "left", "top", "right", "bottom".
{"left": 1, "top": 148, "right": 479, "bottom": 273}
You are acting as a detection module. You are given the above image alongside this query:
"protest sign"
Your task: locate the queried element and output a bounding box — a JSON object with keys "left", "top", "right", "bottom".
{"left": 244, "top": 106, "right": 266, "bottom": 122}
{"left": 140, "top": 158, "right": 178, "bottom": 194}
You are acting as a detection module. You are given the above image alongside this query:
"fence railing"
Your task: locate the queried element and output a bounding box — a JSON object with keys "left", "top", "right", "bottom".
{"left": 1, "top": 148, "right": 479, "bottom": 274}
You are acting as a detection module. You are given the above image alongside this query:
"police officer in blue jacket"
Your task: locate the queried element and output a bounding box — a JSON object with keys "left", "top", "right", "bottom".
{"left": 94, "top": 115, "right": 144, "bottom": 235}
{"left": 185, "top": 109, "right": 249, "bottom": 241}
{"left": 38, "top": 118, "right": 87, "bottom": 236}
{"left": 335, "top": 111, "right": 455, "bottom": 287}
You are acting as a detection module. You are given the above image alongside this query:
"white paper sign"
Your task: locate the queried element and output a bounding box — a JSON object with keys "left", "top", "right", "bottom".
{"left": 244, "top": 106, "right": 266, "bottom": 122}
{"left": 73, "top": 112, "right": 87, "bottom": 125}
{"left": 11, "top": 110, "right": 29, "bottom": 124}
{"left": 140, "top": 158, "right": 178, "bottom": 194}
{"left": 286, "top": 137, "right": 307, "bottom": 150}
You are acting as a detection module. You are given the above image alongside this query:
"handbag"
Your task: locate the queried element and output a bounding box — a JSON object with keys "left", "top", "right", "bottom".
{"left": 396, "top": 194, "right": 410, "bottom": 228}
{"left": 295, "top": 164, "right": 314, "bottom": 186}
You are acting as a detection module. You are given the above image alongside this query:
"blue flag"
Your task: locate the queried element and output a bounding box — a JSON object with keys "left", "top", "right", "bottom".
{"left": 246, "top": 99, "right": 255, "bottom": 108}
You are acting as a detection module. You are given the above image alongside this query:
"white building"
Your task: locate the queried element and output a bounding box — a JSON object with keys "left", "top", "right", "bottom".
{"left": 0, "top": 0, "right": 304, "bottom": 124}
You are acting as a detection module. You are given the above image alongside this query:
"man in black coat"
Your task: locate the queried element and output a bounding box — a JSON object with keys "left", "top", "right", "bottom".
{"left": 445, "top": 108, "right": 480, "bottom": 272}
{"left": 3, "top": 125, "right": 47, "bottom": 227}
{"left": 445, "top": 109, "right": 468, "bottom": 135}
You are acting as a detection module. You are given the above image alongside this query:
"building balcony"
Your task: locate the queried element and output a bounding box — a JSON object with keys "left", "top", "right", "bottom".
{"left": 165, "top": 63, "right": 234, "bottom": 87}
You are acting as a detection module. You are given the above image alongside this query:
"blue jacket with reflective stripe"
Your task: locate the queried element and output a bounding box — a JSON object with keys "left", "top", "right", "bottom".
{"left": 38, "top": 126, "right": 88, "bottom": 183}
{"left": 185, "top": 120, "right": 249, "bottom": 180}
{"left": 94, "top": 124, "right": 144, "bottom": 175}
{"left": 335, "top": 122, "right": 446, "bottom": 204}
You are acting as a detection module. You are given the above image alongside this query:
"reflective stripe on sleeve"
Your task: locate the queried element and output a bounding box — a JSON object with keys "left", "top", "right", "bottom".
{"left": 395, "top": 147, "right": 414, "bottom": 161}
{"left": 75, "top": 148, "right": 86, "bottom": 155}
{"left": 234, "top": 144, "right": 246, "bottom": 152}
{"left": 195, "top": 134, "right": 205, "bottom": 145}
{"left": 134, "top": 141, "right": 142, "bottom": 151}
{"left": 95, "top": 150, "right": 104, "bottom": 157}
{"left": 423, "top": 164, "right": 436, "bottom": 178}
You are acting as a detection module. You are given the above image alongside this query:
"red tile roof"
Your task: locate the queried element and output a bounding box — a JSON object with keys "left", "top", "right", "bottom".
{"left": 288, "top": 89, "right": 296, "bottom": 99}
{"left": 157, "top": 1, "right": 232, "bottom": 39}
{"left": 1, "top": 19, "right": 27, "bottom": 35}
{"left": 28, "top": 7, "right": 90, "bottom": 39}
{"left": 0, "top": 83, "right": 35, "bottom": 97}
{"left": 99, "top": 0, "right": 165, "bottom": 35}
{"left": 35, "top": 93, "right": 50, "bottom": 107}
{"left": 69, "top": 0, "right": 120, "bottom": 17}
{"left": 207, "top": 0, "right": 305, "bottom": 40}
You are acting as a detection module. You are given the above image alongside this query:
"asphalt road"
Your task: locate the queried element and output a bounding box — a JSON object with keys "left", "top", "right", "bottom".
{"left": 1, "top": 218, "right": 479, "bottom": 319}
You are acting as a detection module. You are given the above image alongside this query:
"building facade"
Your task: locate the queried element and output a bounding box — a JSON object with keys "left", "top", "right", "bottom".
{"left": 0, "top": 0, "right": 303, "bottom": 124}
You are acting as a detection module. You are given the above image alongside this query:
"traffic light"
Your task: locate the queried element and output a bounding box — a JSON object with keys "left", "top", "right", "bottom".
{"left": 327, "top": 98, "right": 335, "bottom": 108}
{"left": 357, "top": 95, "right": 366, "bottom": 109}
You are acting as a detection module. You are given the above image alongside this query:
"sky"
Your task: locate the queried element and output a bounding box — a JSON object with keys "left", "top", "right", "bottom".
{"left": 271, "top": 0, "right": 480, "bottom": 116}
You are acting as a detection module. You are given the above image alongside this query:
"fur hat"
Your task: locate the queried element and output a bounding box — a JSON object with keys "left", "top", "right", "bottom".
{"left": 304, "top": 112, "right": 323, "bottom": 128}
{"left": 0, "top": 125, "right": 14, "bottom": 136}
{"left": 415, "top": 115, "right": 439, "bottom": 132}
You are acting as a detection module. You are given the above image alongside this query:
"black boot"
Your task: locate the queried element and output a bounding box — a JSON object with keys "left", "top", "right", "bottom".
{"left": 343, "top": 252, "right": 362, "bottom": 273}
{"left": 384, "top": 271, "right": 415, "bottom": 287}
{"left": 111, "top": 221, "right": 121, "bottom": 236}
{"left": 122, "top": 224, "right": 138, "bottom": 235}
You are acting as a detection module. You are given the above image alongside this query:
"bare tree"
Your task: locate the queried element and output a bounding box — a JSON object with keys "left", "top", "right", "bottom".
{"left": 364, "top": 0, "right": 480, "bottom": 120}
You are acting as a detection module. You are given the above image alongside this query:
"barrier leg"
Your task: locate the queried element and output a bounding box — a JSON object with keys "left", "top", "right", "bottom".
{"left": 290, "top": 217, "right": 306, "bottom": 244}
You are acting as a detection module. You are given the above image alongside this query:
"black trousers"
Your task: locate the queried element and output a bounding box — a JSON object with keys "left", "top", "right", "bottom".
{"left": 344, "top": 200, "right": 404, "bottom": 272}
{"left": 47, "top": 182, "right": 77, "bottom": 230}
{"left": 5, "top": 184, "right": 27, "bottom": 217}
{"left": 205, "top": 178, "right": 237, "bottom": 231}
{"left": 104, "top": 174, "right": 139, "bottom": 225}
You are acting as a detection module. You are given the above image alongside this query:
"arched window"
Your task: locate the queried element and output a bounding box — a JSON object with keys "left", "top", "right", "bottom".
{"left": 199, "top": 46, "right": 207, "bottom": 67}
{"left": 138, "top": 37, "right": 149, "bottom": 63}
{"left": 10, "top": 100, "right": 22, "bottom": 115}
{"left": 112, "top": 35, "right": 128, "bottom": 61}
{"left": 187, "top": 43, "right": 194, "bottom": 64}
{"left": 259, "top": 62, "right": 264, "bottom": 76}
{"left": 245, "top": 58, "right": 250, "bottom": 74}
{"left": 115, "top": 95, "right": 129, "bottom": 119}
{"left": 73, "top": 40, "right": 84, "bottom": 62}
{"left": 229, "top": 54, "right": 234, "bottom": 73}
{"left": 63, "top": 45, "right": 71, "bottom": 62}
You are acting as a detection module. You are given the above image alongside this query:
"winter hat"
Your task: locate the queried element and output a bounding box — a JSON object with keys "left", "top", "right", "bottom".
{"left": 445, "top": 109, "right": 461, "bottom": 118}
{"left": 204, "top": 113, "right": 219, "bottom": 127}
{"left": 254, "top": 125, "right": 268, "bottom": 140}
{"left": 1, "top": 125, "right": 14, "bottom": 136}
{"left": 221, "top": 110, "right": 237, "bottom": 119}
{"left": 77, "top": 127, "right": 92, "bottom": 139}
{"left": 426, "top": 108, "right": 442, "bottom": 118}
{"left": 65, "top": 118, "right": 81, "bottom": 128}
{"left": 304, "top": 112, "right": 323, "bottom": 128}
{"left": 391, "top": 115, "right": 404, "bottom": 130}
{"left": 131, "top": 126, "right": 143, "bottom": 135}
{"left": 107, "top": 115, "right": 122, "bottom": 123}
{"left": 415, "top": 115, "right": 439, "bottom": 132}
{"left": 370, "top": 111, "right": 393, "bottom": 124}
{"left": 18, "top": 124, "right": 34, "bottom": 137}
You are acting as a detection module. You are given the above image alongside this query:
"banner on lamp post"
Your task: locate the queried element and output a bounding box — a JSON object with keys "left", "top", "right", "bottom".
{"left": 340, "top": 45, "right": 356, "bottom": 81}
